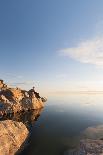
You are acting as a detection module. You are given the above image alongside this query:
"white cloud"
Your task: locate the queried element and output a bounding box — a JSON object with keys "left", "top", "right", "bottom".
{"left": 59, "top": 37, "right": 103, "bottom": 66}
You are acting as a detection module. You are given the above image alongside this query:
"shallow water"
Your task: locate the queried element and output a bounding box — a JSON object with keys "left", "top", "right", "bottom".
{"left": 20, "top": 94, "right": 103, "bottom": 155}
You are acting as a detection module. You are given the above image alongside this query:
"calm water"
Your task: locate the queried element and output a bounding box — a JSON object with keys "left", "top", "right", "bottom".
{"left": 20, "top": 94, "right": 103, "bottom": 155}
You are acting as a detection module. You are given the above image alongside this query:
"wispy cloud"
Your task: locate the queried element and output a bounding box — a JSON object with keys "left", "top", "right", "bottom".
{"left": 10, "top": 81, "right": 35, "bottom": 86}
{"left": 59, "top": 37, "right": 103, "bottom": 66}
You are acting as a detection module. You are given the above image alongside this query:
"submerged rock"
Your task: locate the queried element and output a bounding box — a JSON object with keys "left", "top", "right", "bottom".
{"left": 78, "top": 125, "right": 103, "bottom": 154}
{"left": 82, "top": 125, "right": 103, "bottom": 140}
{"left": 0, "top": 120, "right": 29, "bottom": 155}
{"left": 64, "top": 125, "right": 103, "bottom": 155}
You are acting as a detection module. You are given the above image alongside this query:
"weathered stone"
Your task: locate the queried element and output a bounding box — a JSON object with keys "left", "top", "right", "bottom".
{"left": 79, "top": 139, "right": 103, "bottom": 155}
{"left": 0, "top": 80, "right": 46, "bottom": 155}
{"left": 0, "top": 120, "right": 29, "bottom": 155}
{"left": 0, "top": 80, "right": 47, "bottom": 115}
{"left": 1, "top": 109, "right": 43, "bottom": 129}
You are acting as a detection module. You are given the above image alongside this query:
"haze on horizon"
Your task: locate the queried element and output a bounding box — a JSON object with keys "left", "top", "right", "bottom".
{"left": 1, "top": 0, "right": 103, "bottom": 95}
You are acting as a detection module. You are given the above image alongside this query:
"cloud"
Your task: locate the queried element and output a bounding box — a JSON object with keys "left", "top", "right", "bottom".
{"left": 9, "top": 81, "right": 35, "bottom": 87}
{"left": 59, "top": 37, "right": 103, "bottom": 66}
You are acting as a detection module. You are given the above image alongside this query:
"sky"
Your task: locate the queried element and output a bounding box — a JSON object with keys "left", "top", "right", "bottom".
{"left": 1, "top": 0, "right": 103, "bottom": 95}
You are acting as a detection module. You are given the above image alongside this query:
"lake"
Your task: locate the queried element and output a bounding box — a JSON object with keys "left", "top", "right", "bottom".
{"left": 20, "top": 94, "right": 103, "bottom": 155}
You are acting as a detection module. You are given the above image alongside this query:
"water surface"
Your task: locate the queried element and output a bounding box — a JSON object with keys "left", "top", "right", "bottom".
{"left": 20, "top": 94, "right": 103, "bottom": 155}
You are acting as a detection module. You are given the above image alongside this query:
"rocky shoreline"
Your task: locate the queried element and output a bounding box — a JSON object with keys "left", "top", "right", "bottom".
{"left": 0, "top": 109, "right": 43, "bottom": 155}
{"left": 1, "top": 80, "right": 103, "bottom": 155}
{"left": 0, "top": 79, "right": 47, "bottom": 116}
{"left": 0, "top": 79, "right": 47, "bottom": 155}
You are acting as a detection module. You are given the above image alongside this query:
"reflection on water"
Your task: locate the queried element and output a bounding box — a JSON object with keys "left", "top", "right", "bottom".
{"left": 19, "top": 94, "right": 103, "bottom": 155}
{"left": 1, "top": 109, "right": 43, "bottom": 129}
{"left": 2, "top": 94, "right": 103, "bottom": 155}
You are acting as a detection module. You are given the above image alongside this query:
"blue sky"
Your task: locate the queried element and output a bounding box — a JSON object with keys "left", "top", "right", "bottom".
{"left": 1, "top": 0, "right": 103, "bottom": 95}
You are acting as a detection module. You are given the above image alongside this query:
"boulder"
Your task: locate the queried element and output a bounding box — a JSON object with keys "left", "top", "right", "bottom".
{"left": 0, "top": 120, "right": 29, "bottom": 155}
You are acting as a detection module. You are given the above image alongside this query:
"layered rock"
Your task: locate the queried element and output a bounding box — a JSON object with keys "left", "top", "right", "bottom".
{"left": 0, "top": 80, "right": 47, "bottom": 115}
{"left": 0, "top": 120, "right": 29, "bottom": 155}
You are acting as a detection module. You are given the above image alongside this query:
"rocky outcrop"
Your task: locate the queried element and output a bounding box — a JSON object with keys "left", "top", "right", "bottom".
{"left": 2, "top": 109, "right": 43, "bottom": 129}
{"left": 0, "top": 80, "right": 47, "bottom": 116}
{"left": 0, "top": 109, "right": 43, "bottom": 155}
{"left": 0, "top": 80, "right": 46, "bottom": 155}
{"left": 0, "top": 120, "right": 29, "bottom": 155}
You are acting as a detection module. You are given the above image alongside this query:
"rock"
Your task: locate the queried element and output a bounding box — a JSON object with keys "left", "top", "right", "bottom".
{"left": 64, "top": 125, "right": 103, "bottom": 155}
{"left": 21, "top": 97, "right": 44, "bottom": 110}
{"left": 0, "top": 80, "right": 47, "bottom": 115}
{"left": 41, "top": 97, "right": 47, "bottom": 102}
{"left": 0, "top": 120, "right": 29, "bottom": 155}
{"left": 64, "top": 139, "right": 103, "bottom": 155}
{"left": 0, "top": 80, "right": 4, "bottom": 90}
{"left": 0, "top": 109, "right": 43, "bottom": 155}
{"left": 0, "top": 80, "right": 45, "bottom": 155}
{"left": 79, "top": 139, "right": 103, "bottom": 155}
{"left": 1, "top": 109, "right": 43, "bottom": 129}
{"left": 79, "top": 125, "right": 103, "bottom": 155}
